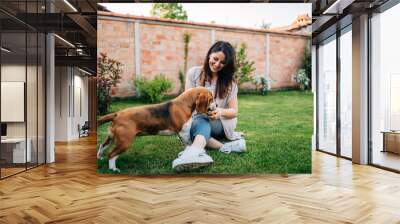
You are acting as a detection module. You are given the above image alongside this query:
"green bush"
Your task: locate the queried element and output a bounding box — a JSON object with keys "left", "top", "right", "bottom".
{"left": 253, "top": 76, "right": 269, "bottom": 95}
{"left": 134, "top": 75, "right": 173, "bottom": 103}
{"left": 303, "top": 46, "right": 311, "bottom": 88}
{"left": 294, "top": 69, "right": 310, "bottom": 91}
{"left": 97, "top": 52, "right": 122, "bottom": 115}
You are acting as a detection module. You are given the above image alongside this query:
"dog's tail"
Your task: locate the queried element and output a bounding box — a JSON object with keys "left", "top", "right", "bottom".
{"left": 97, "top": 113, "right": 117, "bottom": 127}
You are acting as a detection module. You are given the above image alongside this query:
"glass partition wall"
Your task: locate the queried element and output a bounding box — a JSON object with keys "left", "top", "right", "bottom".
{"left": 0, "top": 2, "right": 46, "bottom": 179}
{"left": 316, "top": 25, "right": 353, "bottom": 159}
{"left": 317, "top": 35, "right": 337, "bottom": 155}
{"left": 316, "top": 0, "right": 400, "bottom": 172}
{"left": 339, "top": 26, "right": 352, "bottom": 159}
{"left": 370, "top": 3, "right": 400, "bottom": 171}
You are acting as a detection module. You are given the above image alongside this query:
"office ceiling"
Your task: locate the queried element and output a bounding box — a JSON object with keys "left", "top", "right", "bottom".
{"left": 308, "top": 0, "right": 389, "bottom": 43}
{"left": 0, "top": 0, "right": 103, "bottom": 74}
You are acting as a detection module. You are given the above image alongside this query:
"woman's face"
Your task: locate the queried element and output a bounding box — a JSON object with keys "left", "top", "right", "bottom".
{"left": 208, "top": 51, "right": 226, "bottom": 74}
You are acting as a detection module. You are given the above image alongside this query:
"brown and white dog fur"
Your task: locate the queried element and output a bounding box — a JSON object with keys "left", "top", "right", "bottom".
{"left": 97, "top": 87, "right": 215, "bottom": 172}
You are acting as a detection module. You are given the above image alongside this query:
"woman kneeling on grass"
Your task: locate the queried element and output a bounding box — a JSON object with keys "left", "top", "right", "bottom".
{"left": 173, "top": 41, "right": 246, "bottom": 171}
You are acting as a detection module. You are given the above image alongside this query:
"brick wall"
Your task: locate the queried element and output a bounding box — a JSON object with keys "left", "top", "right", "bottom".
{"left": 215, "top": 30, "right": 266, "bottom": 90}
{"left": 97, "top": 19, "right": 135, "bottom": 97}
{"left": 269, "top": 34, "right": 308, "bottom": 88}
{"left": 140, "top": 24, "right": 212, "bottom": 94}
{"left": 97, "top": 12, "right": 310, "bottom": 97}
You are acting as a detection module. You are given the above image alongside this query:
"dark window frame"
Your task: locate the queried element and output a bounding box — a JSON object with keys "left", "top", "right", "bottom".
{"left": 315, "top": 18, "right": 353, "bottom": 161}
{"left": 0, "top": 0, "right": 47, "bottom": 180}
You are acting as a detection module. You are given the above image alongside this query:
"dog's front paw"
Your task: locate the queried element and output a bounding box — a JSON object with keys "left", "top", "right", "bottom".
{"left": 97, "top": 151, "right": 103, "bottom": 160}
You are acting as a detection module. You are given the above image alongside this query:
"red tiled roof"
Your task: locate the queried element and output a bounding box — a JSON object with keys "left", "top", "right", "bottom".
{"left": 97, "top": 11, "right": 310, "bottom": 38}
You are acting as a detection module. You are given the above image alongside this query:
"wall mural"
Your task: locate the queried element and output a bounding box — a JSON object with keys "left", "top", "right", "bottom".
{"left": 96, "top": 3, "right": 313, "bottom": 175}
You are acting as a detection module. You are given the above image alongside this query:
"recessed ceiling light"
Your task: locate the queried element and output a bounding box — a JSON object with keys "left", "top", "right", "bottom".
{"left": 323, "top": 0, "right": 355, "bottom": 15}
{"left": 78, "top": 67, "right": 92, "bottom": 76}
{"left": 63, "top": 0, "right": 78, "bottom": 12}
{"left": 54, "top": 34, "right": 75, "bottom": 48}
{"left": 1, "top": 47, "right": 11, "bottom": 53}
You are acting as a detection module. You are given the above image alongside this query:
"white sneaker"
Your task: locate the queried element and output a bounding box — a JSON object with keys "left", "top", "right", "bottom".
{"left": 172, "top": 146, "right": 213, "bottom": 171}
{"left": 219, "top": 139, "right": 246, "bottom": 154}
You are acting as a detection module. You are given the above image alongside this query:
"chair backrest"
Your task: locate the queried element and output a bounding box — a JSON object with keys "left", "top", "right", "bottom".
{"left": 82, "top": 121, "right": 90, "bottom": 130}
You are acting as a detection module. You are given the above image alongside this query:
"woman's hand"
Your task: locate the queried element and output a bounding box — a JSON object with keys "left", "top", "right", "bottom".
{"left": 207, "top": 108, "right": 223, "bottom": 120}
{"left": 207, "top": 97, "right": 238, "bottom": 120}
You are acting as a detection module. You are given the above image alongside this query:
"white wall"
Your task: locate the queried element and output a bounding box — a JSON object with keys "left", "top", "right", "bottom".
{"left": 1, "top": 65, "right": 38, "bottom": 138}
{"left": 1, "top": 65, "right": 26, "bottom": 137}
{"left": 55, "top": 67, "right": 89, "bottom": 141}
{"left": 74, "top": 70, "right": 89, "bottom": 139}
{"left": 55, "top": 66, "right": 69, "bottom": 141}
{"left": 1, "top": 64, "right": 26, "bottom": 81}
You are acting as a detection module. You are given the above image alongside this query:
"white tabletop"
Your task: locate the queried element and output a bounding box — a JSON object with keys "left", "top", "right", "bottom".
{"left": 1, "top": 138, "right": 27, "bottom": 143}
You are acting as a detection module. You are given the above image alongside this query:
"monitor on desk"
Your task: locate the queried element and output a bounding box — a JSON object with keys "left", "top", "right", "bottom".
{"left": 1, "top": 123, "right": 7, "bottom": 139}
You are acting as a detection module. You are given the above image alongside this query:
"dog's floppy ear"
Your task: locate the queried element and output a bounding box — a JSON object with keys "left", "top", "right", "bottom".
{"left": 195, "top": 92, "right": 208, "bottom": 114}
{"left": 207, "top": 92, "right": 216, "bottom": 110}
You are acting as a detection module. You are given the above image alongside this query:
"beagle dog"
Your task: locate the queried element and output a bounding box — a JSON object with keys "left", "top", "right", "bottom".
{"left": 97, "top": 87, "right": 215, "bottom": 172}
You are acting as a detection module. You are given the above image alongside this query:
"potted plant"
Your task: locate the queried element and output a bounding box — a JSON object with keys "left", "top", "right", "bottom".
{"left": 253, "top": 76, "right": 269, "bottom": 95}
{"left": 294, "top": 69, "right": 310, "bottom": 91}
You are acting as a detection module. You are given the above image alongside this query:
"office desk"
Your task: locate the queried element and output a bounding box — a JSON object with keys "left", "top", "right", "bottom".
{"left": 1, "top": 138, "right": 31, "bottom": 163}
{"left": 381, "top": 131, "right": 400, "bottom": 154}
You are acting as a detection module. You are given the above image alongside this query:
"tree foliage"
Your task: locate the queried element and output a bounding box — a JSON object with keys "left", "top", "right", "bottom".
{"left": 183, "top": 32, "right": 191, "bottom": 74}
{"left": 180, "top": 32, "right": 192, "bottom": 93}
{"left": 234, "top": 43, "right": 256, "bottom": 87}
{"left": 150, "top": 3, "right": 188, "bottom": 21}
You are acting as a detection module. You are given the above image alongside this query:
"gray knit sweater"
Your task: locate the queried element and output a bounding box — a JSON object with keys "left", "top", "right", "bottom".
{"left": 184, "top": 66, "right": 242, "bottom": 140}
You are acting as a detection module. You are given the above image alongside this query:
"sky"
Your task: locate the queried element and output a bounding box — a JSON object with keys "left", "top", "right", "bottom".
{"left": 99, "top": 3, "right": 311, "bottom": 29}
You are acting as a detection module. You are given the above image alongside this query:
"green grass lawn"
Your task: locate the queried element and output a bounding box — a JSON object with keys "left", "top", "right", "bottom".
{"left": 97, "top": 90, "right": 313, "bottom": 174}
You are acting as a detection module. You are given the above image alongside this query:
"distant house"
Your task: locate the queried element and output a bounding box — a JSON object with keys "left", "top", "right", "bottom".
{"left": 269, "top": 14, "right": 312, "bottom": 35}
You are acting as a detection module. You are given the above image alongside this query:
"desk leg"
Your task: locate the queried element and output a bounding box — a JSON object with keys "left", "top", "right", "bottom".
{"left": 382, "top": 133, "right": 386, "bottom": 153}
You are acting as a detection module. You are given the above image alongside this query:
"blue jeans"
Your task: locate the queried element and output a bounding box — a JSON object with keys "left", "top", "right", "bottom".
{"left": 190, "top": 114, "right": 225, "bottom": 142}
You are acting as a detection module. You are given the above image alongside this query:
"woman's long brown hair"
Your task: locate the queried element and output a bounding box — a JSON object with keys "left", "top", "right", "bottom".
{"left": 200, "top": 41, "right": 236, "bottom": 99}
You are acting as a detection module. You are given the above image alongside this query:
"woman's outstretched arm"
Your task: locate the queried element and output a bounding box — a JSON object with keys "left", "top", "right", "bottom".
{"left": 208, "top": 98, "right": 238, "bottom": 119}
